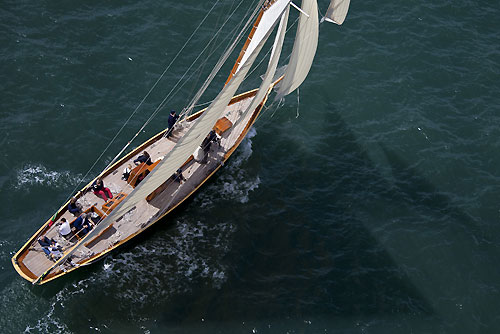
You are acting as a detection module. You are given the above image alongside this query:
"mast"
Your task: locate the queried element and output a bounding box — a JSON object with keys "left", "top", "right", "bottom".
{"left": 225, "top": 0, "right": 291, "bottom": 84}
{"left": 225, "top": 10, "right": 265, "bottom": 85}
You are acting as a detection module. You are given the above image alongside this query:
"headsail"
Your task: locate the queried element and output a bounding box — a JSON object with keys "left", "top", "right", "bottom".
{"left": 323, "top": 0, "right": 350, "bottom": 25}
{"left": 275, "top": 0, "right": 319, "bottom": 100}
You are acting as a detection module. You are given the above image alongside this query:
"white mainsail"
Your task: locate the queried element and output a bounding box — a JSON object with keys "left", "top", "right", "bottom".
{"left": 235, "top": 0, "right": 291, "bottom": 74}
{"left": 323, "top": 0, "right": 350, "bottom": 25}
{"left": 275, "top": 0, "right": 318, "bottom": 100}
{"left": 36, "top": 1, "right": 291, "bottom": 281}
{"left": 230, "top": 6, "right": 290, "bottom": 133}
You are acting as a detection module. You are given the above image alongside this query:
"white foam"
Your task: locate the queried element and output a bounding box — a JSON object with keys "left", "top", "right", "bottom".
{"left": 43, "top": 219, "right": 237, "bottom": 309}
{"left": 196, "top": 128, "right": 260, "bottom": 207}
{"left": 15, "top": 163, "right": 84, "bottom": 190}
{"left": 13, "top": 218, "right": 234, "bottom": 330}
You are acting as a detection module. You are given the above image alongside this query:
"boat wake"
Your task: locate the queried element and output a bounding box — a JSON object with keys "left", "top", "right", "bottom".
{"left": 10, "top": 218, "right": 235, "bottom": 332}
{"left": 14, "top": 164, "right": 84, "bottom": 191}
{"left": 77, "top": 219, "right": 232, "bottom": 300}
{"left": 198, "top": 128, "right": 260, "bottom": 207}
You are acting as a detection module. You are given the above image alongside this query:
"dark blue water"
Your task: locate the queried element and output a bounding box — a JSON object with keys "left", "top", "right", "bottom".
{"left": 1, "top": 0, "right": 500, "bottom": 333}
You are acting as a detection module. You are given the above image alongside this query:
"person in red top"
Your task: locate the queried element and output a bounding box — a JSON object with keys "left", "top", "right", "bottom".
{"left": 92, "top": 178, "right": 113, "bottom": 202}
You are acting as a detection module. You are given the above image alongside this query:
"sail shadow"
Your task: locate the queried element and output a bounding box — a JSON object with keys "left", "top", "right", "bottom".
{"left": 380, "top": 144, "right": 486, "bottom": 242}
{"left": 152, "top": 104, "right": 437, "bottom": 323}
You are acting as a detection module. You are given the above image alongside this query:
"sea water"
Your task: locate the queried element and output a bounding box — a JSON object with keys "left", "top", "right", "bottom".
{"left": 1, "top": 0, "right": 500, "bottom": 333}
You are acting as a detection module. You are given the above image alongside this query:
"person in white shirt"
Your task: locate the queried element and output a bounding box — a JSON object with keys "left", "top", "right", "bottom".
{"left": 58, "top": 218, "right": 71, "bottom": 237}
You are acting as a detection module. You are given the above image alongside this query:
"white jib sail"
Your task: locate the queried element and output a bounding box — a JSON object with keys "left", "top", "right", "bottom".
{"left": 324, "top": 0, "right": 350, "bottom": 25}
{"left": 38, "top": 3, "right": 286, "bottom": 280}
{"left": 275, "top": 0, "right": 318, "bottom": 100}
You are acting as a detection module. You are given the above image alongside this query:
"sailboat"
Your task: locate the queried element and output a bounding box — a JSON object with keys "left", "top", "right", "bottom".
{"left": 12, "top": 0, "right": 351, "bottom": 285}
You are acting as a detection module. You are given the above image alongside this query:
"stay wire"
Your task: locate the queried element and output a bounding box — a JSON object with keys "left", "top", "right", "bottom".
{"left": 65, "top": 0, "right": 226, "bottom": 204}
{"left": 141, "top": 0, "right": 257, "bottom": 133}
{"left": 180, "top": 0, "right": 265, "bottom": 119}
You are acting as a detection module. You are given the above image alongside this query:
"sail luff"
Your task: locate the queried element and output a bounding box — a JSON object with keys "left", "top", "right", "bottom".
{"left": 324, "top": 0, "right": 350, "bottom": 25}
{"left": 275, "top": 0, "right": 319, "bottom": 100}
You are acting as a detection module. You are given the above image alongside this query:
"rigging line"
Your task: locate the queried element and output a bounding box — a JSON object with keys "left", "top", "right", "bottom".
{"left": 180, "top": 0, "right": 265, "bottom": 119}
{"left": 146, "top": 14, "right": 253, "bottom": 144}
{"left": 224, "top": 5, "right": 304, "bottom": 145}
{"left": 234, "top": 13, "right": 300, "bottom": 128}
{"left": 98, "top": 0, "right": 259, "bottom": 196}
{"left": 159, "top": 0, "right": 253, "bottom": 120}
{"left": 88, "top": 0, "right": 253, "bottom": 202}
{"left": 183, "top": 0, "right": 233, "bottom": 108}
{"left": 254, "top": 4, "right": 320, "bottom": 126}
{"left": 296, "top": 87, "right": 300, "bottom": 118}
{"left": 64, "top": 0, "right": 225, "bottom": 204}
{"left": 137, "top": 1, "right": 257, "bottom": 144}
{"left": 101, "top": 0, "right": 225, "bottom": 172}
{"left": 141, "top": 0, "right": 257, "bottom": 130}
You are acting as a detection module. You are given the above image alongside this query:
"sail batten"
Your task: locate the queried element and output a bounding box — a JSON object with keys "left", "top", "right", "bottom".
{"left": 324, "top": 0, "right": 350, "bottom": 25}
{"left": 275, "top": 0, "right": 319, "bottom": 100}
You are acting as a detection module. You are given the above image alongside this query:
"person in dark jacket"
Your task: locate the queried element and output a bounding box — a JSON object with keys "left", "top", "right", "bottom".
{"left": 172, "top": 168, "right": 186, "bottom": 184}
{"left": 201, "top": 130, "right": 218, "bottom": 153}
{"left": 38, "top": 236, "right": 54, "bottom": 256}
{"left": 73, "top": 213, "right": 93, "bottom": 236}
{"left": 166, "top": 110, "right": 179, "bottom": 138}
{"left": 134, "top": 151, "right": 152, "bottom": 165}
{"left": 92, "top": 178, "right": 113, "bottom": 202}
{"left": 37, "top": 236, "right": 62, "bottom": 259}
{"left": 67, "top": 197, "right": 82, "bottom": 216}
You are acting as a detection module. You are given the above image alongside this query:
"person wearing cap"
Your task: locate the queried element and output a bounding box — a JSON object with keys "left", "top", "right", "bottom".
{"left": 166, "top": 110, "right": 179, "bottom": 138}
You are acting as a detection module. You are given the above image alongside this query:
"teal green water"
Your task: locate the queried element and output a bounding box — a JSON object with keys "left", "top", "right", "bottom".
{"left": 2, "top": 0, "right": 500, "bottom": 333}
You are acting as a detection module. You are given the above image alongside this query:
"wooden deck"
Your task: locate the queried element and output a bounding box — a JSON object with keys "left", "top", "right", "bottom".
{"left": 13, "top": 88, "right": 265, "bottom": 284}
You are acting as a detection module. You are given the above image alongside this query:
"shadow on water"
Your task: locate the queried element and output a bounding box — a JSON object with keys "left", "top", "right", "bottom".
{"left": 149, "top": 103, "right": 439, "bottom": 330}
{"left": 18, "top": 104, "right": 498, "bottom": 333}
{"left": 380, "top": 144, "right": 487, "bottom": 242}
{"left": 149, "top": 101, "right": 498, "bottom": 333}
{"left": 379, "top": 144, "right": 498, "bottom": 333}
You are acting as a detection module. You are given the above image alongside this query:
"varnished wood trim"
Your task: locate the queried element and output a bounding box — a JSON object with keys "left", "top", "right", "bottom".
{"left": 15, "top": 85, "right": 272, "bottom": 284}
{"left": 225, "top": 10, "right": 264, "bottom": 85}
